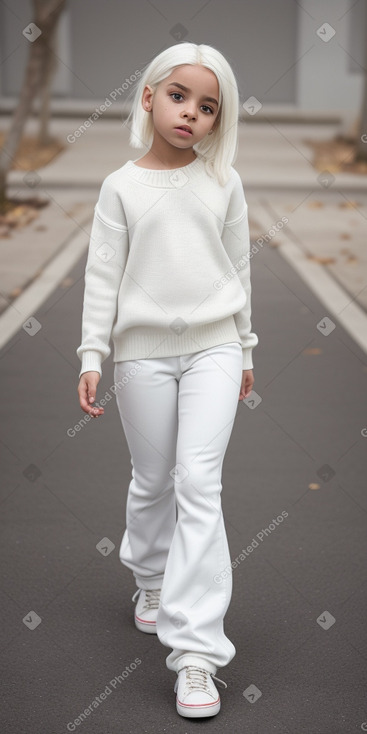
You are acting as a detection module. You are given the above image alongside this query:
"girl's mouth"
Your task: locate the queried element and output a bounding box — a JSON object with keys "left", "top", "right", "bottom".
{"left": 174, "top": 127, "right": 193, "bottom": 137}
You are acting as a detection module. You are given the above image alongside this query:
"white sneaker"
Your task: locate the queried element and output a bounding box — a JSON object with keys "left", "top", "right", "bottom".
{"left": 174, "top": 665, "right": 227, "bottom": 718}
{"left": 131, "top": 588, "right": 161, "bottom": 634}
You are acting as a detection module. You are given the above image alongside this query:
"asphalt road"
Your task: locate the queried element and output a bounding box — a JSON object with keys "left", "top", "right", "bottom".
{"left": 0, "top": 234, "right": 366, "bottom": 734}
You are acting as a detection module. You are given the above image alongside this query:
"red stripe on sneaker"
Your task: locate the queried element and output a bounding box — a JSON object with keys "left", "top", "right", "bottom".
{"left": 135, "top": 615, "right": 156, "bottom": 625}
{"left": 177, "top": 698, "right": 220, "bottom": 708}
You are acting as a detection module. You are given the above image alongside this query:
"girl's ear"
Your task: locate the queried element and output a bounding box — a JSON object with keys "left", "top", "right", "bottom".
{"left": 142, "top": 84, "right": 154, "bottom": 111}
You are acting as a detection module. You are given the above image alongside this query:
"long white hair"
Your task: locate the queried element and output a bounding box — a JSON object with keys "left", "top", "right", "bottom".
{"left": 124, "top": 42, "right": 240, "bottom": 186}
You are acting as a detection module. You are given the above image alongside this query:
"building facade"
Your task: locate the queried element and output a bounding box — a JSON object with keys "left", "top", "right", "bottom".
{"left": 0, "top": 0, "right": 365, "bottom": 122}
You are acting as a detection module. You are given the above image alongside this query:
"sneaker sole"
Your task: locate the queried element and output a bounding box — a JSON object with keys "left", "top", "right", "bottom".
{"left": 134, "top": 615, "right": 157, "bottom": 634}
{"left": 176, "top": 698, "right": 221, "bottom": 718}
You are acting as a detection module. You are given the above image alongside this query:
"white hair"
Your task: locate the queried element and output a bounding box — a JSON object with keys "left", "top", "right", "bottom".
{"left": 124, "top": 42, "right": 240, "bottom": 186}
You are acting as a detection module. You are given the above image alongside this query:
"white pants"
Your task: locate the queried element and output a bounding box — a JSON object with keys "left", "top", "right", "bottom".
{"left": 114, "top": 341, "right": 243, "bottom": 676}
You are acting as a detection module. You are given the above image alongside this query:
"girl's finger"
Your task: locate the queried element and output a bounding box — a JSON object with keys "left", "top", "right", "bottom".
{"left": 87, "top": 385, "right": 97, "bottom": 404}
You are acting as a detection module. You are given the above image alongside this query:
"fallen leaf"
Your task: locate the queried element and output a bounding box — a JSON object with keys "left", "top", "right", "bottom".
{"left": 303, "top": 347, "right": 322, "bottom": 355}
{"left": 0, "top": 133, "right": 65, "bottom": 170}
{"left": 307, "top": 255, "right": 336, "bottom": 264}
{"left": 338, "top": 201, "right": 361, "bottom": 208}
{"left": 10, "top": 287, "right": 22, "bottom": 298}
{"left": 339, "top": 248, "right": 358, "bottom": 263}
{"left": 315, "top": 163, "right": 340, "bottom": 173}
{"left": 3, "top": 205, "right": 39, "bottom": 228}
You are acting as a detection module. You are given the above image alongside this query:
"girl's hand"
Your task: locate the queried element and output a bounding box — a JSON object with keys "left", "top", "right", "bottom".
{"left": 78, "top": 371, "right": 105, "bottom": 418}
{"left": 239, "top": 369, "right": 254, "bottom": 401}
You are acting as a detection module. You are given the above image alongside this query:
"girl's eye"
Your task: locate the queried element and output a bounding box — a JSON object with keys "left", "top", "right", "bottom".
{"left": 169, "top": 93, "right": 214, "bottom": 114}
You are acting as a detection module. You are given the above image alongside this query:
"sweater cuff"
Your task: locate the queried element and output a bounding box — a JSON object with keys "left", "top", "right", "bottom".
{"left": 242, "top": 348, "right": 254, "bottom": 371}
{"left": 79, "top": 350, "right": 103, "bottom": 378}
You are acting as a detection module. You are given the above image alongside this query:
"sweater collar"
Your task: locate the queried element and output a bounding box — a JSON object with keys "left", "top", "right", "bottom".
{"left": 125, "top": 154, "right": 206, "bottom": 187}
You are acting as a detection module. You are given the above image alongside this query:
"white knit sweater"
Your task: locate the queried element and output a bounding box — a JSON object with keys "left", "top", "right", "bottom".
{"left": 76, "top": 154, "right": 258, "bottom": 377}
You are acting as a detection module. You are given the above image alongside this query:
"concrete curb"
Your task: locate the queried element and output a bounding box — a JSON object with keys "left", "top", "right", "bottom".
{"left": 0, "top": 225, "right": 89, "bottom": 351}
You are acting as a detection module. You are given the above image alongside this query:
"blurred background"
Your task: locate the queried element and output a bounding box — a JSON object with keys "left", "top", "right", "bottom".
{"left": 1, "top": 0, "right": 366, "bottom": 121}
{"left": 1, "top": 2, "right": 367, "bottom": 733}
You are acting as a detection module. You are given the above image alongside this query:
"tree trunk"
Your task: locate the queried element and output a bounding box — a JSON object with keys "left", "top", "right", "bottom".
{"left": 38, "top": 18, "right": 59, "bottom": 146}
{"left": 356, "top": 5, "right": 367, "bottom": 161}
{"left": 0, "top": 0, "right": 66, "bottom": 208}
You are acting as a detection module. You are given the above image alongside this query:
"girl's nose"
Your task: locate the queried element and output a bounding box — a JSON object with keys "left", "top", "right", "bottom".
{"left": 182, "top": 107, "right": 197, "bottom": 120}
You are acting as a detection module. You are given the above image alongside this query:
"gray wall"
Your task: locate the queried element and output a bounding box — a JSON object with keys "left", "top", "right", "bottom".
{"left": 67, "top": 0, "right": 297, "bottom": 103}
{"left": 0, "top": 0, "right": 297, "bottom": 103}
{"left": 0, "top": 0, "right": 364, "bottom": 113}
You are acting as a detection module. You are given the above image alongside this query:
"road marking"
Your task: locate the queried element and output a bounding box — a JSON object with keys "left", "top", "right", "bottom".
{"left": 278, "top": 237, "right": 367, "bottom": 355}
{"left": 0, "top": 227, "right": 89, "bottom": 351}
{"left": 251, "top": 201, "right": 367, "bottom": 356}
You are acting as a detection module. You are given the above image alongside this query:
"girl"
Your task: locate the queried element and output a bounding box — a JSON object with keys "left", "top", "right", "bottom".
{"left": 77, "top": 42, "right": 258, "bottom": 719}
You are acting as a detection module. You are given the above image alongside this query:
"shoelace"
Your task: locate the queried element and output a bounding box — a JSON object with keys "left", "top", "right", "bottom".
{"left": 131, "top": 588, "right": 161, "bottom": 610}
{"left": 183, "top": 665, "right": 227, "bottom": 691}
{"left": 142, "top": 589, "right": 161, "bottom": 611}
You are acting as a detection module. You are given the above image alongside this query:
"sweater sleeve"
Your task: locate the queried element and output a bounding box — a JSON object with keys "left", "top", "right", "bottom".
{"left": 76, "top": 176, "right": 129, "bottom": 378}
{"left": 221, "top": 171, "right": 259, "bottom": 370}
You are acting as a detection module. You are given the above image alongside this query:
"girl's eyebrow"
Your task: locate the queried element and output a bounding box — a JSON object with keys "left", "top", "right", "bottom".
{"left": 166, "top": 81, "right": 218, "bottom": 106}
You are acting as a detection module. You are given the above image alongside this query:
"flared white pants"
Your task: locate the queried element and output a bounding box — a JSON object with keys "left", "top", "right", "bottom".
{"left": 114, "top": 341, "right": 243, "bottom": 675}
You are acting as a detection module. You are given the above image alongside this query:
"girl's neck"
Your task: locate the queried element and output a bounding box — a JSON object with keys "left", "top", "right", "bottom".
{"left": 134, "top": 146, "right": 197, "bottom": 171}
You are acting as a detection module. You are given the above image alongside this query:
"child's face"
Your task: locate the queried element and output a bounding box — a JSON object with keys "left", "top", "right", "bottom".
{"left": 142, "top": 64, "right": 220, "bottom": 150}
